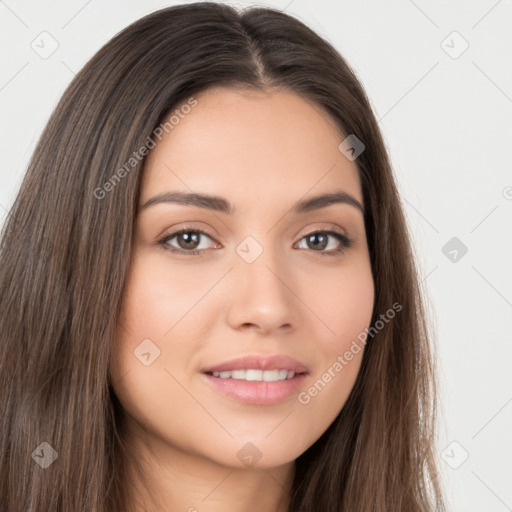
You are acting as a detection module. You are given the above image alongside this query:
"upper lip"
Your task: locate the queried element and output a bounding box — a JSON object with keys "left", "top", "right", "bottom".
{"left": 202, "top": 355, "right": 309, "bottom": 374}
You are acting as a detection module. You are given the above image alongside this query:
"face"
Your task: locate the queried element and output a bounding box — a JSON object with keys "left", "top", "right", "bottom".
{"left": 110, "top": 87, "right": 374, "bottom": 471}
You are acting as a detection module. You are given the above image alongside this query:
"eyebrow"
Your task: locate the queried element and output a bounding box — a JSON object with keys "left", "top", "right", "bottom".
{"left": 140, "top": 190, "right": 364, "bottom": 215}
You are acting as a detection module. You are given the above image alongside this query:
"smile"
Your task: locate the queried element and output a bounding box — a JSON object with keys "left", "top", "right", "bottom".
{"left": 202, "top": 370, "right": 308, "bottom": 405}
{"left": 208, "top": 369, "right": 297, "bottom": 381}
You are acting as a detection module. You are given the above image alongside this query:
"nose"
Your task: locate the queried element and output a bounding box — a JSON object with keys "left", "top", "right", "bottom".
{"left": 225, "top": 247, "right": 301, "bottom": 335}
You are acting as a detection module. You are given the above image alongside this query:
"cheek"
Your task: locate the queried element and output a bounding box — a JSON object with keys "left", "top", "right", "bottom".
{"left": 112, "top": 260, "right": 186, "bottom": 378}
{"left": 293, "top": 260, "right": 374, "bottom": 430}
{"left": 307, "top": 257, "right": 375, "bottom": 348}
{"left": 116, "top": 251, "right": 210, "bottom": 341}
{"left": 109, "top": 257, "right": 215, "bottom": 452}
{"left": 110, "top": 250, "right": 223, "bottom": 401}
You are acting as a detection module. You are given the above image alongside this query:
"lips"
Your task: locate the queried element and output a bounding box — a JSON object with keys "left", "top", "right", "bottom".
{"left": 202, "top": 354, "right": 309, "bottom": 374}
{"left": 201, "top": 355, "right": 309, "bottom": 405}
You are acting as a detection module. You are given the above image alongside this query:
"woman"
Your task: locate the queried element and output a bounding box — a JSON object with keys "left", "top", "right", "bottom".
{"left": 0, "top": 3, "right": 445, "bottom": 511}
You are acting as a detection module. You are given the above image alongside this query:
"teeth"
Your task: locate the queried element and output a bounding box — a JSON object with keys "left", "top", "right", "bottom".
{"left": 245, "top": 369, "right": 263, "bottom": 381}
{"left": 210, "top": 369, "right": 296, "bottom": 381}
{"left": 231, "top": 369, "right": 246, "bottom": 380}
{"left": 278, "top": 369, "right": 288, "bottom": 380}
{"left": 262, "top": 369, "right": 279, "bottom": 382}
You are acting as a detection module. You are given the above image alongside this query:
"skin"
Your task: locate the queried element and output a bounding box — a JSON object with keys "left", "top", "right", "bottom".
{"left": 110, "top": 86, "right": 375, "bottom": 512}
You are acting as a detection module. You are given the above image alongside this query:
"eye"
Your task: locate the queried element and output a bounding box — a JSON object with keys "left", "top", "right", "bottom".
{"left": 295, "top": 229, "right": 353, "bottom": 256}
{"left": 158, "top": 227, "right": 218, "bottom": 256}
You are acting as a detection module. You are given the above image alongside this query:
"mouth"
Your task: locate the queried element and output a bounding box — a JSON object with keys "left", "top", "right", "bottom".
{"left": 205, "top": 368, "right": 300, "bottom": 381}
{"left": 201, "top": 355, "right": 309, "bottom": 405}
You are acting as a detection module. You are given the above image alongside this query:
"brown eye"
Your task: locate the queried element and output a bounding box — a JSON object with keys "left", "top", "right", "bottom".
{"left": 295, "top": 230, "right": 352, "bottom": 255}
{"left": 305, "top": 233, "right": 329, "bottom": 250}
{"left": 159, "top": 228, "right": 217, "bottom": 255}
{"left": 174, "top": 232, "right": 201, "bottom": 250}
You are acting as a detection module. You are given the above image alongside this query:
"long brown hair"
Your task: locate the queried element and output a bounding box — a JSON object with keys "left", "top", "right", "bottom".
{"left": 0, "top": 3, "right": 445, "bottom": 510}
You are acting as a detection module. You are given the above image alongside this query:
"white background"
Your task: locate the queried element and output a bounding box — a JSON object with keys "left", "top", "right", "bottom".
{"left": 1, "top": 1, "right": 511, "bottom": 510}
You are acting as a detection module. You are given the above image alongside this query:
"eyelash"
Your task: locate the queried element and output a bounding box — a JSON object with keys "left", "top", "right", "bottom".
{"left": 157, "top": 225, "right": 354, "bottom": 257}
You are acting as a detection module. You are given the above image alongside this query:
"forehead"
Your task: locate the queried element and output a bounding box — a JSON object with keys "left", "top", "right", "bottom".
{"left": 140, "top": 87, "right": 362, "bottom": 209}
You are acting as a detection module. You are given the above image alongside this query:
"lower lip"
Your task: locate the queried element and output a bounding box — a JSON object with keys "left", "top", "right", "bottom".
{"left": 202, "top": 373, "right": 308, "bottom": 405}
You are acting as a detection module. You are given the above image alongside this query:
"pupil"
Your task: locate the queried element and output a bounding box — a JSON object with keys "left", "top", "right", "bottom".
{"left": 309, "top": 233, "right": 327, "bottom": 250}
{"left": 179, "top": 232, "right": 200, "bottom": 249}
